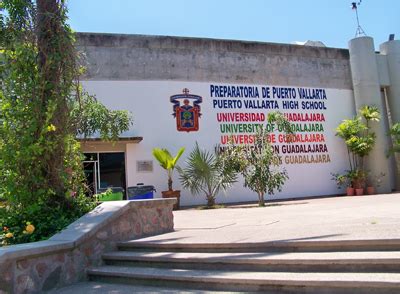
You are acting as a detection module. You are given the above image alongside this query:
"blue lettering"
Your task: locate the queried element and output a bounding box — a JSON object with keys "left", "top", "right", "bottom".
{"left": 262, "top": 87, "right": 270, "bottom": 98}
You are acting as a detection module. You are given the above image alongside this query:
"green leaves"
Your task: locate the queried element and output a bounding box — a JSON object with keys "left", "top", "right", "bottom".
{"left": 335, "top": 105, "right": 380, "bottom": 171}
{"left": 153, "top": 147, "right": 185, "bottom": 171}
{"left": 153, "top": 149, "right": 171, "bottom": 170}
{"left": 238, "top": 125, "right": 287, "bottom": 205}
{"left": 178, "top": 143, "right": 237, "bottom": 207}
{"left": 333, "top": 105, "right": 382, "bottom": 189}
{"left": 336, "top": 118, "right": 365, "bottom": 140}
{"left": 0, "top": 1, "right": 123, "bottom": 246}
{"left": 389, "top": 123, "right": 400, "bottom": 154}
{"left": 71, "top": 91, "right": 133, "bottom": 141}
{"left": 0, "top": 193, "right": 96, "bottom": 246}
{"left": 221, "top": 112, "right": 290, "bottom": 206}
{"left": 153, "top": 147, "right": 185, "bottom": 190}
{"left": 268, "top": 111, "right": 293, "bottom": 134}
{"left": 360, "top": 105, "right": 380, "bottom": 122}
{"left": 346, "top": 133, "right": 376, "bottom": 157}
{"left": 172, "top": 147, "right": 185, "bottom": 167}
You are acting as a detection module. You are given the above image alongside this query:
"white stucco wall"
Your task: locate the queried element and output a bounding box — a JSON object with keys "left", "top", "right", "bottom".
{"left": 82, "top": 80, "right": 355, "bottom": 206}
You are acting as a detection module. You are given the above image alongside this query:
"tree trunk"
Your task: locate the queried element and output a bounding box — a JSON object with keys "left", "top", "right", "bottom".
{"left": 168, "top": 177, "right": 173, "bottom": 191}
{"left": 37, "top": 0, "right": 68, "bottom": 200}
{"left": 258, "top": 192, "right": 265, "bottom": 207}
{"left": 37, "top": 0, "right": 61, "bottom": 109}
{"left": 207, "top": 195, "right": 215, "bottom": 208}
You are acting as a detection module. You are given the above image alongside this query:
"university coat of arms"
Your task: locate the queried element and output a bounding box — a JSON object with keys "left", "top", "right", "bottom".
{"left": 170, "top": 88, "right": 202, "bottom": 132}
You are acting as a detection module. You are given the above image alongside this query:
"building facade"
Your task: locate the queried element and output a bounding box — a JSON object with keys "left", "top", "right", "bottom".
{"left": 77, "top": 33, "right": 400, "bottom": 206}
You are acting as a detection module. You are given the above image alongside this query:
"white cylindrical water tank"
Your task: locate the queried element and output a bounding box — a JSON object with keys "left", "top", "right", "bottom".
{"left": 348, "top": 36, "right": 392, "bottom": 193}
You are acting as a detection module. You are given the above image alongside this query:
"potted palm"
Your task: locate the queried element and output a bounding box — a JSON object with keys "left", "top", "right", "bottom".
{"left": 152, "top": 147, "right": 185, "bottom": 210}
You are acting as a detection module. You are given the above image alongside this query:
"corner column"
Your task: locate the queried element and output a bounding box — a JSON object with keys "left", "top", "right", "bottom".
{"left": 348, "top": 36, "right": 392, "bottom": 193}
{"left": 380, "top": 40, "right": 400, "bottom": 190}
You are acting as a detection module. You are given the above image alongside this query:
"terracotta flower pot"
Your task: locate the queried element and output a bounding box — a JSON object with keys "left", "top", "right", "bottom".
{"left": 161, "top": 190, "right": 180, "bottom": 210}
{"left": 355, "top": 188, "right": 364, "bottom": 196}
{"left": 366, "top": 186, "right": 375, "bottom": 195}
{"left": 346, "top": 187, "right": 355, "bottom": 196}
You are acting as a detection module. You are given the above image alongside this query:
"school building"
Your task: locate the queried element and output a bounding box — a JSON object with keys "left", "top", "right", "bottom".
{"left": 77, "top": 32, "right": 400, "bottom": 206}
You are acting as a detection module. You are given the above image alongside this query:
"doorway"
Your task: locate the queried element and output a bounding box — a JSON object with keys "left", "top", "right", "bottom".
{"left": 83, "top": 152, "right": 126, "bottom": 197}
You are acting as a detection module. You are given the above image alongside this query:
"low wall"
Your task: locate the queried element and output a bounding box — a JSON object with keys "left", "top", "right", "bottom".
{"left": 0, "top": 198, "right": 176, "bottom": 294}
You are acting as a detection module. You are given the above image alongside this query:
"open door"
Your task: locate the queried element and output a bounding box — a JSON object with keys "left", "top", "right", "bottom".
{"left": 83, "top": 152, "right": 126, "bottom": 198}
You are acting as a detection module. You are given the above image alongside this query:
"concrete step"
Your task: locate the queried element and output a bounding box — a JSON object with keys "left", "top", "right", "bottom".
{"left": 102, "top": 250, "right": 400, "bottom": 273}
{"left": 87, "top": 265, "right": 400, "bottom": 293}
{"left": 49, "top": 281, "right": 231, "bottom": 293}
{"left": 117, "top": 239, "right": 400, "bottom": 253}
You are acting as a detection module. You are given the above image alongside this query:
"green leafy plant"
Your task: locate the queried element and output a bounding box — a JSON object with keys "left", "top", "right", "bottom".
{"left": 178, "top": 143, "right": 237, "bottom": 208}
{"left": 222, "top": 112, "right": 291, "bottom": 206}
{"left": 389, "top": 123, "right": 400, "bottom": 154}
{"left": 331, "top": 172, "right": 351, "bottom": 190}
{"left": 336, "top": 118, "right": 367, "bottom": 171}
{"left": 0, "top": 1, "right": 131, "bottom": 245}
{"left": 241, "top": 128, "right": 288, "bottom": 207}
{"left": 153, "top": 147, "right": 185, "bottom": 191}
{"left": 334, "top": 105, "right": 380, "bottom": 189}
{"left": 0, "top": 193, "right": 95, "bottom": 246}
{"left": 360, "top": 105, "right": 380, "bottom": 126}
{"left": 72, "top": 90, "right": 132, "bottom": 141}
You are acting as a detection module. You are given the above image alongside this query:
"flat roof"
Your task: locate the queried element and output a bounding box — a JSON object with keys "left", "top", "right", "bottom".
{"left": 77, "top": 137, "right": 143, "bottom": 143}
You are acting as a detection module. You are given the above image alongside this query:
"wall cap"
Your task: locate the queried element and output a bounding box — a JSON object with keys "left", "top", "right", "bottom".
{"left": 0, "top": 198, "right": 176, "bottom": 264}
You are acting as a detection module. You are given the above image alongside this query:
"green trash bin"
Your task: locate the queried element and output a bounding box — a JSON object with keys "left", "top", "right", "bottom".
{"left": 96, "top": 187, "right": 124, "bottom": 201}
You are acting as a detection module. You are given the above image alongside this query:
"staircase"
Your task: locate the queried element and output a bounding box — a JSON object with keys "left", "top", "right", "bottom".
{"left": 87, "top": 239, "right": 400, "bottom": 293}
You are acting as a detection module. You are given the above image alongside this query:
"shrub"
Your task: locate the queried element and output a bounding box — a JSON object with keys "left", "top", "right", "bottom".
{"left": 0, "top": 193, "right": 95, "bottom": 246}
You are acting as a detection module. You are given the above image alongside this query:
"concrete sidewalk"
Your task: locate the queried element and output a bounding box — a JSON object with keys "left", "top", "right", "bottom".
{"left": 52, "top": 194, "right": 400, "bottom": 293}
{"left": 137, "top": 193, "right": 400, "bottom": 244}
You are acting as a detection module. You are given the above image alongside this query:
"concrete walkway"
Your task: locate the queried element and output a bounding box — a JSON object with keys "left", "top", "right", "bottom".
{"left": 138, "top": 193, "right": 400, "bottom": 244}
{"left": 52, "top": 193, "right": 400, "bottom": 293}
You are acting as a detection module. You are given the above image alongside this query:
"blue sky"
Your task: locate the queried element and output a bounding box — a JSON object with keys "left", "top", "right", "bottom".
{"left": 67, "top": 0, "right": 399, "bottom": 49}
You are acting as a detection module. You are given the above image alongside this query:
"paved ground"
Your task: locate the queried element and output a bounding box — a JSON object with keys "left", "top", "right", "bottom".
{"left": 138, "top": 193, "right": 400, "bottom": 244}
{"left": 52, "top": 193, "right": 400, "bottom": 293}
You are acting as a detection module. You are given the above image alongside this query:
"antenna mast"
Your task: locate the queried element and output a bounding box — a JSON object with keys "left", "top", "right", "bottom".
{"left": 352, "top": 1, "right": 366, "bottom": 37}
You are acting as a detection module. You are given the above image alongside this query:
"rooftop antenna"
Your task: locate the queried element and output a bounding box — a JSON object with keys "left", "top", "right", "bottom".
{"left": 352, "top": 1, "right": 366, "bottom": 37}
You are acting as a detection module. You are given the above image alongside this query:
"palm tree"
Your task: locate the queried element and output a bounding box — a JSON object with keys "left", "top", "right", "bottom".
{"left": 152, "top": 147, "right": 185, "bottom": 191}
{"left": 178, "top": 143, "right": 237, "bottom": 207}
